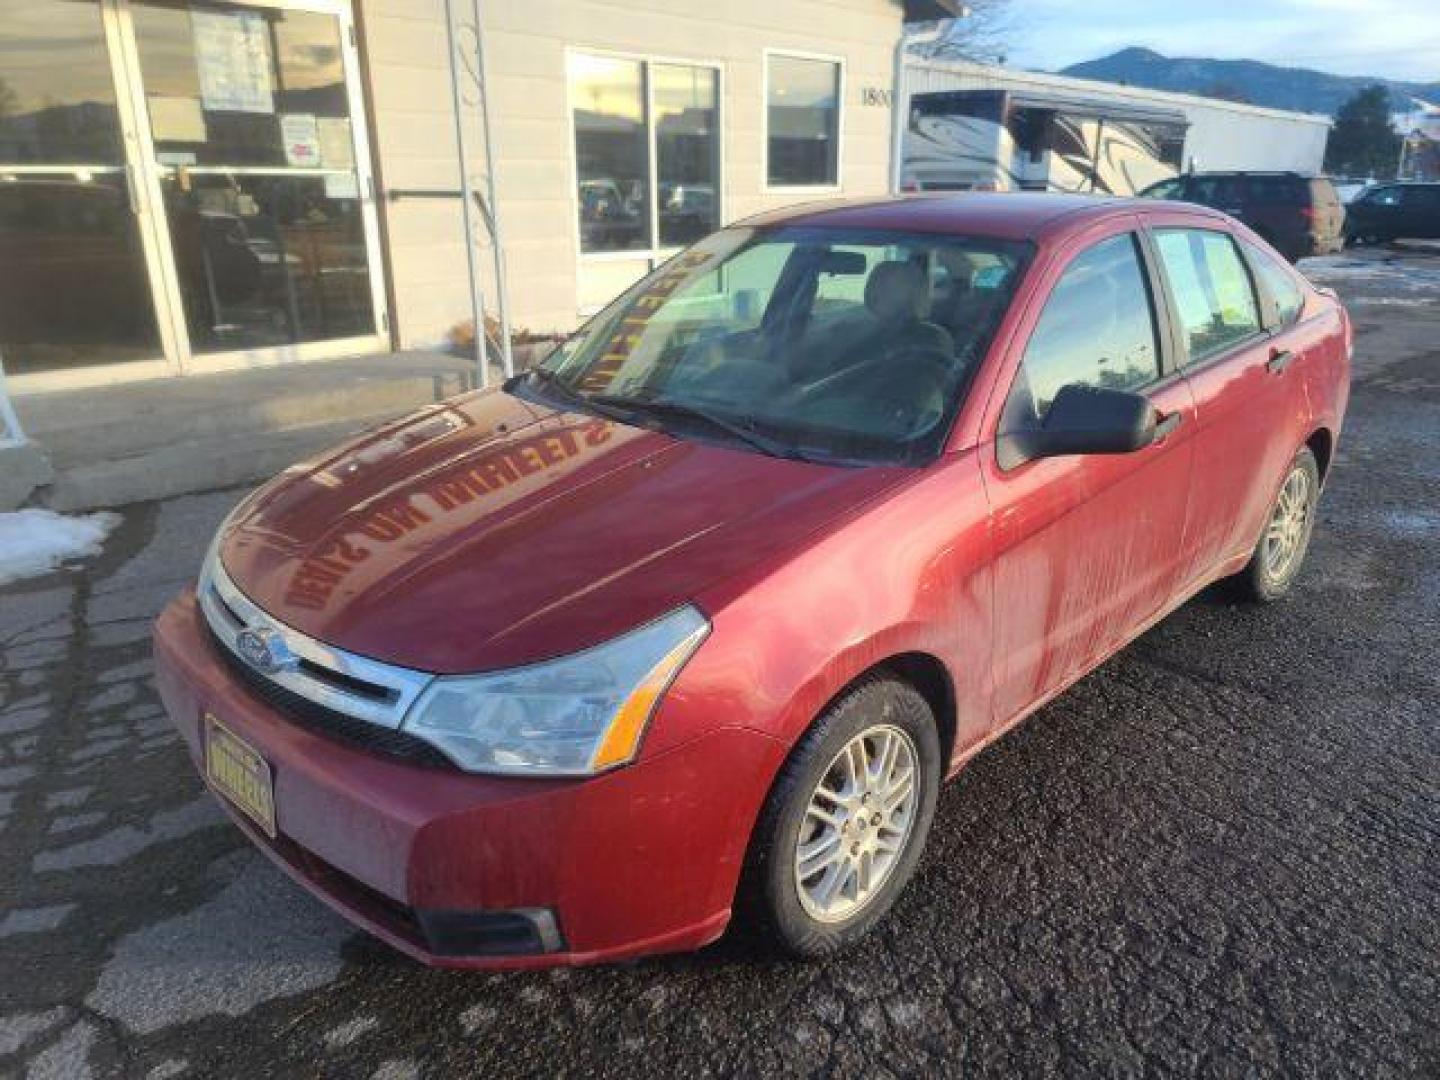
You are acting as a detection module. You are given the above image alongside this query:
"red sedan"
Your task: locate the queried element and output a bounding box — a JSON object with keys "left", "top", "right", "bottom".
{"left": 154, "top": 194, "right": 1351, "bottom": 967}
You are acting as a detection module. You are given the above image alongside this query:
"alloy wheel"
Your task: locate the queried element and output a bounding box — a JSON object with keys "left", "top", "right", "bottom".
{"left": 1263, "top": 467, "right": 1312, "bottom": 581}
{"left": 794, "top": 724, "right": 919, "bottom": 924}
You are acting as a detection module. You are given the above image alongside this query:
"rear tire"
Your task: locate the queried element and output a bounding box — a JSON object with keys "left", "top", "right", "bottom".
{"left": 1232, "top": 446, "right": 1321, "bottom": 602}
{"left": 739, "top": 675, "right": 941, "bottom": 959}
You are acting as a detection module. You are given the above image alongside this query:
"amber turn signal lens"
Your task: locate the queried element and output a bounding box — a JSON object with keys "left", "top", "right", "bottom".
{"left": 590, "top": 631, "right": 706, "bottom": 771}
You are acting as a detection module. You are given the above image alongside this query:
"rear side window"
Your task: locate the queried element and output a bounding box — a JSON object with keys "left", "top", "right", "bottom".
{"left": 1241, "top": 240, "right": 1305, "bottom": 326}
{"left": 1002, "top": 233, "right": 1160, "bottom": 427}
{"left": 1152, "top": 229, "right": 1262, "bottom": 364}
{"left": 1411, "top": 186, "right": 1440, "bottom": 209}
{"left": 1188, "top": 175, "right": 1245, "bottom": 205}
{"left": 1141, "top": 177, "right": 1185, "bottom": 200}
{"left": 1238, "top": 175, "right": 1305, "bottom": 202}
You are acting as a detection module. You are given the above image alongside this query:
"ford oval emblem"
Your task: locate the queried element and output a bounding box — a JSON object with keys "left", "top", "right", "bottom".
{"left": 235, "top": 627, "right": 293, "bottom": 674}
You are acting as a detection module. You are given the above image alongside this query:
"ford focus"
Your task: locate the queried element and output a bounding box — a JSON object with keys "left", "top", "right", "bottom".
{"left": 154, "top": 194, "right": 1351, "bottom": 967}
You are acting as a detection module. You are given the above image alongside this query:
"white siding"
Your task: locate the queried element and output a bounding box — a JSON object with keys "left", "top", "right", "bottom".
{"left": 359, "top": 0, "right": 907, "bottom": 346}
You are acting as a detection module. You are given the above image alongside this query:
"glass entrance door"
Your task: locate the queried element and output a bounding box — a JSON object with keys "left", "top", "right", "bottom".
{"left": 0, "top": 0, "right": 386, "bottom": 390}
{"left": 126, "top": 0, "right": 386, "bottom": 364}
{"left": 0, "top": 2, "right": 166, "bottom": 377}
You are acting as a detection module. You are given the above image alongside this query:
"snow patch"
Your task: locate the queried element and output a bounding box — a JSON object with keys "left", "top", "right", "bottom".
{"left": 0, "top": 510, "right": 120, "bottom": 586}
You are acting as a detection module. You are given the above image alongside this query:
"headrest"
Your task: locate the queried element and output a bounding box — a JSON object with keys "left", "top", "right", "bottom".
{"left": 864, "top": 260, "right": 928, "bottom": 322}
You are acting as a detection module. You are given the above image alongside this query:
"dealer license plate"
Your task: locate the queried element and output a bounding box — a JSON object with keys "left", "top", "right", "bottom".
{"left": 204, "top": 713, "right": 276, "bottom": 839}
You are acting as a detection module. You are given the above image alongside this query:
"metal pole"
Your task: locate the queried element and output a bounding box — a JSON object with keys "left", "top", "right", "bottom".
{"left": 444, "top": 0, "right": 490, "bottom": 388}
{"left": 469, "top": 0, "right": 513, "bottom": 377}
{"left": 0, "top": 347, "right": 26, "bottom": 446}
{"left": 889, "top": 32, "right": 909, "bottom": 193}
{"left": 889, "top": 19, "right": 955, "bottom": 193}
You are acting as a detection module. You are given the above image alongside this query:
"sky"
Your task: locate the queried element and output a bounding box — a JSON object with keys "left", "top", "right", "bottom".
{"left": 1001, "top": 0, "right": 1440, "bottom": 83}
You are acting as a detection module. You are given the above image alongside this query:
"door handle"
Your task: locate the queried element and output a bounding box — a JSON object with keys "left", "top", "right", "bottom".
{"left": 1266, "top": 348, "right": 1295, "bottom": 374}
{"left": 1153, "top": 411, "right": 1182, "bottom": 441}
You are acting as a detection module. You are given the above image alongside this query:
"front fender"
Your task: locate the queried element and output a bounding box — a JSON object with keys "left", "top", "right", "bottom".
{"left": 654, "top": 452, "right": 996, "bottom": 769}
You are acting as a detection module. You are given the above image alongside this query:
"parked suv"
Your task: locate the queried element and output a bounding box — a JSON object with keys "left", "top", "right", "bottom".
{"left": 156, "top": 195, "right": 1351, "bottom": 968}
{"left": 1344, "top": 182, "right": 1440, "bottom": 244}
{"left": 1139, "top": 171, "right": 1345, "bottom": 262}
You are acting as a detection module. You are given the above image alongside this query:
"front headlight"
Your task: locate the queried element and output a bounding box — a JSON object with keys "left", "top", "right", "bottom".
{"left": 401, "top": 606, "right": 710, "bottom": 776}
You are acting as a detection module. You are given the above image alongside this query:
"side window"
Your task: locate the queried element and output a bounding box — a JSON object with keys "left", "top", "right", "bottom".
{"left": 1241, "top": 240, "right": 1305, "bottom": 326}
{"left": 1153, "top": 229, "right": 1262, "bottom": 364}
{"left": 1411, "top": 186, "right": 1440, "bottom": 209}
{"left": 1002, "top": 233, "right": 1160, "bottom": 428}
{"left": 1142, "top": 177, "right": 1184, "bottom": 200}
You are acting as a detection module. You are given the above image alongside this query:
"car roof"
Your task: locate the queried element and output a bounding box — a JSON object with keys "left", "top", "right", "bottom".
{"left": 1182, "top": 170, "right": 1319, "bottom": 179}
{"left": 738, "top": 192, "right": 1225, "bottom": 243}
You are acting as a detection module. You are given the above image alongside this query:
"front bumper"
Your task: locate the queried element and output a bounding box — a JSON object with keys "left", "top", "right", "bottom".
{"left": 153, "top": 589, "right": 786, "bottom": 969}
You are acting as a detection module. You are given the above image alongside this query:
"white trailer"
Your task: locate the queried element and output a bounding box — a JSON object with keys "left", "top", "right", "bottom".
{"left": 901, "top": 59, "right": 1332, "bottom": 196}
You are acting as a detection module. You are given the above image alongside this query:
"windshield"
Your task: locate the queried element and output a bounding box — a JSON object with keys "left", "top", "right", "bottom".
{"left": 515, "top": 226, "right": 1031, "bottom": 465}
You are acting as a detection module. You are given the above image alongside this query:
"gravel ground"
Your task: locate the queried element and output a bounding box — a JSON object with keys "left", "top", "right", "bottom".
{"left": 1, "top": 243, "right": 1437, "bottom": 1079}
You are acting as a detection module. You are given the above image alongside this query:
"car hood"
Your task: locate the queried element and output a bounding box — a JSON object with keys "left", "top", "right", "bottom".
{"left": 219, "top": 388, "right": 908, "bottom": 673}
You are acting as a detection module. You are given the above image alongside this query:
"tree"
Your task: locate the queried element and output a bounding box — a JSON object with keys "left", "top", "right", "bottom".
{"left": 0, "top": 78, "right": 18, "bottom": 120}
{"left": 1325, "top": 84, "right": 1401, "bottom": 179}
{"left": 910, "top": 1, "right": 1017, "bottom": 66}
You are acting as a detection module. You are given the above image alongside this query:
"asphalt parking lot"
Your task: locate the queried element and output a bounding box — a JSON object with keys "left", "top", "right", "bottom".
{"left": 2, "top": 244, "right": 1437, "bottom": 1079}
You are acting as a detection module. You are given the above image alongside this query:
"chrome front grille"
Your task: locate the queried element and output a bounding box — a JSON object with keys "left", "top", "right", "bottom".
{"left": 199, "top": 558, "right": 434, "bottom": 731}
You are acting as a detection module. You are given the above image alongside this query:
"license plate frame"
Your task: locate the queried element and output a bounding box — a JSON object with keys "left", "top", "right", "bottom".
{"left": 204, "top": 713, "right": 276, "bottom": 839}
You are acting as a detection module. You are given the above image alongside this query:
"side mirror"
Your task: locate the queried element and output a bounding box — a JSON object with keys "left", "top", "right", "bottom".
{"left": 998, "top": 384, "right": 1160, "bottom": 468}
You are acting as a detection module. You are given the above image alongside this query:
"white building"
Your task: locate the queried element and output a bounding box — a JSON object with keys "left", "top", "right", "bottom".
{"left": 0, "top": 0, "right": 957, "bottom": 422}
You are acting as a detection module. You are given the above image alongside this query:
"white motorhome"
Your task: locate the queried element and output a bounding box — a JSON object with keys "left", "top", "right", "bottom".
{"left": 902, "top": 60, "right": 1332, "bottom": 196}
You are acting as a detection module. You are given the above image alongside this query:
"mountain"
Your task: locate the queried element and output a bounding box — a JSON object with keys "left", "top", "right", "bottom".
{"left": 1058, "top": 47, "right": 1440, "bottom": 117}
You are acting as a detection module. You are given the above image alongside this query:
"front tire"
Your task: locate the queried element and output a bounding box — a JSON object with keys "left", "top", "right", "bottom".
{"left": 1234, "top": 446, "right": 1321, "bottom": 602}
{"left": 740, "top": 676, "right": 941, "bottom": 959}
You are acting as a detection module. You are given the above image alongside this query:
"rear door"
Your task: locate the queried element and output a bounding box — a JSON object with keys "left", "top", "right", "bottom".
{"left": 1144, "top": 216, "right": 1308, "bottom": 590}
{"left": 978, "top": 220, "right": 1196, "bottom": 726}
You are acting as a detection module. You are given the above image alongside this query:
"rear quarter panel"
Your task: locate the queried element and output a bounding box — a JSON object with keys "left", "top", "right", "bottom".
{"left": 1299, "top": 292, "right": 1352, "bottom": 452}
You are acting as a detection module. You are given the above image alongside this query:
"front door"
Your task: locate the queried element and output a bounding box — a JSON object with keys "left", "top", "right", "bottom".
{"left": 125, "top": 0, "right": 387, "bottom": 368}
{"left": 0, "top": 2, "right": 173, "bottom": 381}
{"left": 0, "top": 0, "right": 387, "bottom": 390}
{"left": 979, "top": 225, "right": 1196, "bottom": 726}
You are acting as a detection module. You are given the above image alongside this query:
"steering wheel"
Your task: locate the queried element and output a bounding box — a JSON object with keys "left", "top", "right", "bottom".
{"left": 848, "top": 344, "right": 954, "bottom": 436}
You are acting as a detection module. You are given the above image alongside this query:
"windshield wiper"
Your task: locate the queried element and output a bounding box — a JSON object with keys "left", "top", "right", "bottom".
{"left": 590, "top": 392, "right": 811, "bottom": 462}
{"left": 515, "top": 368, "right": 641, "bottom": 426}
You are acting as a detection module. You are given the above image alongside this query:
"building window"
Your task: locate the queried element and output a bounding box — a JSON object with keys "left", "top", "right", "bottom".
{"left": 766, "top": 52, "right": 841, "bottom": 188}
{"left": 569, "top": 53, "right": 719, "bottom": 256}
{"left": 654, "top": 64, "right": 719, "bottom": 248}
